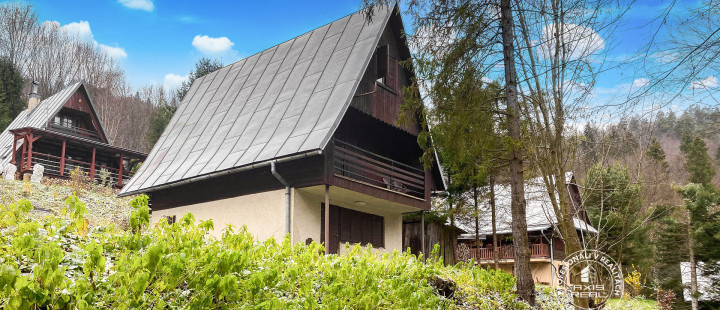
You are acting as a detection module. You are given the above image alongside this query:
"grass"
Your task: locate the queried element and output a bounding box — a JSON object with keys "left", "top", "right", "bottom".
{"left": 605, "top": 297, "right": 660, "bottom": 310}
{"left": 0, "top": 178, "right": 133, "bottom": 228}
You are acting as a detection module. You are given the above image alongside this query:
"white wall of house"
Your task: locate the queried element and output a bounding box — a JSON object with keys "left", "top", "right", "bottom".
{"left": 150, "top": 189, "right": 287, "bottom": 240}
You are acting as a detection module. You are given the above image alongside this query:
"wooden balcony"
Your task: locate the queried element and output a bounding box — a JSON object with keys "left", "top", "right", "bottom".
{"left": 332, "top": 139, "right": 425, "bottom": 199}
{"left": 469, "top": 243, "right": 551, "bottom": 262}
{"left": 48, "top": 123, "right": 103, "bottom": 142}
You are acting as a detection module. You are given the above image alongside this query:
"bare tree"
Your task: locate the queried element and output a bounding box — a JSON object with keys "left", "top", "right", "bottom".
{"left": 0, "top": 2, "right": 157, "bottom": 152}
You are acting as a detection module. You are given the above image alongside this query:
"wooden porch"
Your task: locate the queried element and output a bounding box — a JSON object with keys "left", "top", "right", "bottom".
{"left": 9, "top": 127, "right": 145, "bottom": 187}
{"left": 469, "top": 243, "right": 552, "bottom": 261}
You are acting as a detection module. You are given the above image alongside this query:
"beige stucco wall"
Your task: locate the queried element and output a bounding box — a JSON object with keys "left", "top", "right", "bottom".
{"left": 151, "top": 186, "right": 410, "bottom": 254}
{"left": 291, "top": 187, "right": 404, "bottom": 254}
{"left": 151, "top": 189, "right": 287, "bottom": 240}
{"left": 487, "top": 260, "right": 566, "bottom": 287}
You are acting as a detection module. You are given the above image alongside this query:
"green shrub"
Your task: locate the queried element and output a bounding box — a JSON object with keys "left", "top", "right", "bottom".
{"left": 0, "top": 195, "right": 528, "bottom": 309}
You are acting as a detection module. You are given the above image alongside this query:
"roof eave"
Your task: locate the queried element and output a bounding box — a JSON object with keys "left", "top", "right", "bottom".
{"left": 118, "top": 149, "right": 323, "bottom": 197}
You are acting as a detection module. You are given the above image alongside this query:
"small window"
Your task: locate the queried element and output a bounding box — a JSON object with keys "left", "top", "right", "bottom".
{"left": 375, "top": 45, "right": 388, "bottom": 83}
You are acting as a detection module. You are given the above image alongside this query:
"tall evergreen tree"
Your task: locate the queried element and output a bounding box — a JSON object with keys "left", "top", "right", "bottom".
{"left": 177, "top": 57, "right": 223, "bottom": 101}
{"left": 680, "top": 134, "right": 716, "bottom": 186}
{"left": 584, "top": 164, "right": 651, "bottom": 271}
{"left": 0, "top": 57, "right": 24, "bottom": 130}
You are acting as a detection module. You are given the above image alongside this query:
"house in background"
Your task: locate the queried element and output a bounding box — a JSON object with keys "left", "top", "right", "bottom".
{"left": 119, "top": 5, "right": 444, "bottom": 254}
{"left": 456, "top": 173, "right": 597, "bottom": 286}
{"left": 0, "top": 81, "right": 146, "bottom": 187}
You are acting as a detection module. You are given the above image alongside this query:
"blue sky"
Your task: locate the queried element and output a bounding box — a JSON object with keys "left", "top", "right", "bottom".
{"left": 23, "top": 0, "right": 718, "bottom": 112}
{"left": 31, "top": 0, "right": 363, "bottom": 88}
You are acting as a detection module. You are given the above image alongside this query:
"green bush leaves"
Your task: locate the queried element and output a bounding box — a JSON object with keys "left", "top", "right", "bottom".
{"left": 0, "top": 194, "right": 527, "bottom": 309}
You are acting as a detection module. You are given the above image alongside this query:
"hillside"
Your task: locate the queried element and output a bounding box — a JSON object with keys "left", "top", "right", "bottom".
{"left": 0, "top": 178, "right": 133, "bottom": 228}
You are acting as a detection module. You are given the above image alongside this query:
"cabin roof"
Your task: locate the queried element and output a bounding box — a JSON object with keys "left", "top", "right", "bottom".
{"left": 456, "top": 173, "right": 598, "bottom": 240}
{"left": 121, "top": 6, "right": 396, "bottom": 196}
{"left": 0, "top": 81, "right": 111, "bottom": 166}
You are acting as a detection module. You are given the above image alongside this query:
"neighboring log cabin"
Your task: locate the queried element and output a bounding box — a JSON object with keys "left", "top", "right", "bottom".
{"left": 456, "top": 173, "right": 597, "bottom": 286}
{"left": 120, "top": 5, "right": 445, "bottom": 254}
{"left": 0, "top": 81, "right": 147, "bottom": 187}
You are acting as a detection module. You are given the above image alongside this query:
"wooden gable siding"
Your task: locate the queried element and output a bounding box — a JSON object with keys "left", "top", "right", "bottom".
{"left": 57, "top": 86, "right": 107, "bottom": 143}
{"left": 349, "top": 19, "right": 420, "bottom": 135}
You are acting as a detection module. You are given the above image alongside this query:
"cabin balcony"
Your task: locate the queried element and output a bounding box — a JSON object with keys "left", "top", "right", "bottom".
{"left": 331, "top": 139, "right": 425, "bottom": 200}
{"left": 29, "top": 152, "right": 136, "bottom": 187}
{"left": 47, "top": 123, "right": 103, "bottom": 142}
{"left": 469, "top": 243, "right": 552, "bottom": 262}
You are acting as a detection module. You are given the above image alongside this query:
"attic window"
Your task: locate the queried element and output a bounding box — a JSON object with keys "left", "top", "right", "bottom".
{"left": 375, "top": 45, "right": 388, "bottom": 83}
{"left": 374, "top": 45, "right": 397, "bottom": 90}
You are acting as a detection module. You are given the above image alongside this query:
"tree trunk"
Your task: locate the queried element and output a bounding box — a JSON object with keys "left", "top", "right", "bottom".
{"left": 473, "top": 185, "right": 480, "bottom": 249}
{"left": 688, "top": 214, "right": 699, "bottom": 310}
{"left": 490, "top": 175, "right": 499, "bottom": 270}
{"left": 500, "top": 0, "right": 535, "bottom": 304}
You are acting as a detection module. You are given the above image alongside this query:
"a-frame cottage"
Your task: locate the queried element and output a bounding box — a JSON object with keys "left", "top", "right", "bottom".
{"left": 120, "top": 6, "right": 444, "bottom": 254}
{"left": 0, "top": 82, "right": 147, "bottom": 187}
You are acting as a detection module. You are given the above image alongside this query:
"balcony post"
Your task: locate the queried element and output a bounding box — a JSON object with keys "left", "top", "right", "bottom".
{"left": 59, "top": 140, "right": 66, "bottom": 176}
{"left": 421, "top": 210, "right": 426, "bottom": 261}
{"left": 26, "top": 133, "right": 34, "bottom": 172}
{"left": 324, "top": 185, "right": 330, "bottom": 255}
{"left": 90, "top": 147, "right": 96, "bottom": 180}
{"left": 11, "top": 134, "right": 18, "bottom": 165}
{"left": 118, "top": 154, "right": 124, "bottom": 187}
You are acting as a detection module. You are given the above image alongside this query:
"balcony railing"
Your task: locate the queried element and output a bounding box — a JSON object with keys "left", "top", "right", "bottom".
{"left": 468, "top": 244, "right": 551, "bottom": 261}
{"left": 30, "top": 152, "right": 135, "bottom": 187}
{"left": 48, "top": 123, "right": 102, "bottom": 141}
{"left": 333, "top": 139, "right": 425, "bottom": 199}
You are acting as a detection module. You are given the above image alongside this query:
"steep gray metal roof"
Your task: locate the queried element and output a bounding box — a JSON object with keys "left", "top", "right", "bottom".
{"left": 0, "top": 81, "right": 83, "bottom": 166}
{"left": 120, "top": 7, "right": 394, "bottom": 195}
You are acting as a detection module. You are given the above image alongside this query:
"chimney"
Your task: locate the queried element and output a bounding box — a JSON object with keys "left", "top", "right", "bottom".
{"left": 28, "top": 81, "right": 41, "bottom": 113}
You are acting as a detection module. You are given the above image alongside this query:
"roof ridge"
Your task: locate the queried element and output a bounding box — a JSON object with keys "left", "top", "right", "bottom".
{"left": 215, "top": 6, "right": 379, "bottom": 73}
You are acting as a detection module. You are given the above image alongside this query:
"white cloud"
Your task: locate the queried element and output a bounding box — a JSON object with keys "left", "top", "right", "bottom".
{"left": 192, "top": 35, "right": 235, "bottom": 54}
{"left": 54, "top": 20, "right": 127, "bottom": 60}
{"left": 99, "top": 44, "right": 128, "bottom": 59}
{"left": 651, "top": 51, "right": 678, "bottom": 64}
{"left": 539, "top": 23, "right": 605, "bottom": 60}
{"left": 690, "top": 76, "right": 718, "bottom": 90}
{"left": 631, "top": 78, "right": 649, "bottom": 88}
{"left": 59, "top": 21, "right": 94, "bottom": 42}
{"left": 164, "top": 73, "right": 188, "bottom": 90}
{"left": 118, "top": 0, "right": 154, "bottom": 12}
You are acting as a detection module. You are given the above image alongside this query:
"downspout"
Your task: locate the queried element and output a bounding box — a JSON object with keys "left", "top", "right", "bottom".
{"left": 271, "top": 161, "right": 291, "bottom": 236}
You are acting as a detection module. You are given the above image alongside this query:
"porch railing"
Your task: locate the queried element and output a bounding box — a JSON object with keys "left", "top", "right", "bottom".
{"left": 29, "top": 152, "right": 135, "bottom": 187}
{"left": 332, "top": 139, "right": 425, "bottom": 199}
{"left": 469, "top": 244, "right": 551, "bottom": 261}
